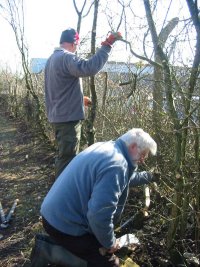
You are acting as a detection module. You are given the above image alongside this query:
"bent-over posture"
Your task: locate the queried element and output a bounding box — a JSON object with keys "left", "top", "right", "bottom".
{"left": 40, "top": 128, "right": 157, "bottom": 267}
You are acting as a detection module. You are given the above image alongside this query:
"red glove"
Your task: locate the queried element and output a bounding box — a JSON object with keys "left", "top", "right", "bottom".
{"left": 84, "top": 96, "right": 92, "bottom": 107}
{"left": 101, "top": 32, "right": 122, "bottom": 47}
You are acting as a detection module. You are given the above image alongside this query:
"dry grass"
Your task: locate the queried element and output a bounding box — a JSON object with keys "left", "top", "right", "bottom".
{"left": 0, "top": 112, "right": 55, "bottom": 267}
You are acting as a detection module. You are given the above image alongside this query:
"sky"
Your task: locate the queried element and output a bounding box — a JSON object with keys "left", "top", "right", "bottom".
{"left": 0, "top": 0, "right": 193, "bottom": 72}
{"left": 0, "top": 0, "right": 78, "bottom": 71}
{"left": 0, "top": 0, "right": 114, "bottom": 71}
{"left": 25, "top": 0, "right": 78, "bottom": 57}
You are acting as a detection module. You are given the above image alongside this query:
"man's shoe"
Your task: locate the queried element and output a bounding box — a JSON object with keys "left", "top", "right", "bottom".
{"left": 30, "top": 233, "right": 87, "bottom": 267}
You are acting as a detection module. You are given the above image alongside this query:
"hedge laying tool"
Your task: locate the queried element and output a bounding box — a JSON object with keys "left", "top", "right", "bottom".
{"left": 115, "top": 185, "right": 151, "bottom": 236}
{"left": 0, "top": 199, "right": 19, "bottom": 228}
{"left": 0, "top": 201, "right": 6, "bottom": 224}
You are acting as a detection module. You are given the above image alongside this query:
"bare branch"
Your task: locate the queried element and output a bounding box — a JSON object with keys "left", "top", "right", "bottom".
{"left": 83, "top": 1, "right": 95, "bottom": 18}
{"left": 159, "top": 18, "right": 179, "bottom": 48}
{"left": 73, "top": 0, "right": 80, "bottom": 15}
{"left": 120, "top": 39, "right": 162, "bottom": 68}
{"left": 97, "top": 109, "right": 120, "bottom": 135}
{"left": 116, "top": 0, "right": 125, "bottom": 31}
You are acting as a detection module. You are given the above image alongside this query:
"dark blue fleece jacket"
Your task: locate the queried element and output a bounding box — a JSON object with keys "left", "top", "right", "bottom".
{"left": 45, "top": 45, "right": 111, "bottom": 123}
{"left": 40, "top": 139, "right": 152, "bottom": 248}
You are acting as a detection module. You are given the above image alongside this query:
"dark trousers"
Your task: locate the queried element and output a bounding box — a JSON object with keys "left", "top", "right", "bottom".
{"left": 52, "top": 121, "right": 82, "bottom": 178}
{"left": 42, "top": 218, "right": 120, "bottom": 267}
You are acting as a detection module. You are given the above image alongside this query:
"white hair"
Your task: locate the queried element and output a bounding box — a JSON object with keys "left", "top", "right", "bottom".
{"left": 119, "top": 128, "right": 157, "bottom": 155}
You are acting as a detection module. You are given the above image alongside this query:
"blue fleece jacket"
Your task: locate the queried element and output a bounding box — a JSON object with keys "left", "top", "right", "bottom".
{"left": 40, "top": 139, "right": 152, "bottom": 248}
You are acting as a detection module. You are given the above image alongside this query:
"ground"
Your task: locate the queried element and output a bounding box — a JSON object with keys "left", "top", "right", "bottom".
{"left": 0, "top": 111, "right": 197, "bottom": 267}
{"left": 0, "top": 111, "right": 55, "bottom": 267}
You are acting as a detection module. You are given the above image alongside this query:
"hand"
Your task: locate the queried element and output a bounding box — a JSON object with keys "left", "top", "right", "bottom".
{"left": 152, "top": 171, "right": 161, "bottom": 183}
{"left": 101, "top": 32, "right": 122, "bottom": 47}
{"left": 148, "top": 170, "right": 161, "bottom": 183}
{"left": 99, "top": 240, "right": 120, "bottom": 256}
{"left": 84, "top": 96, "right": 92, "bottom": 107}
{"left": 107, "top": 240, "right": 121, "bottom": 254}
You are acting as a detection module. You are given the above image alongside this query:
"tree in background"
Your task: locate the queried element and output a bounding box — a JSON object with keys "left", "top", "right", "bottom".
{"left": 0, "top": 0, "right": 199, "bottom": 264}
{"left": 143, "top": 0, "right": 200, "bottom": 256}
{"left": 0, "top": 0, "right": 48, "bottom": 140}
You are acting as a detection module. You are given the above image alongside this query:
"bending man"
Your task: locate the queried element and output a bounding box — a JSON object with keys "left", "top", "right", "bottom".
{"left": 40, "top": 128, "right": 157, "bottom": 267}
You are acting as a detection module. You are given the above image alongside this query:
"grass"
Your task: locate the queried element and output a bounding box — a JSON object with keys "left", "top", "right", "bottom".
{"left": 0, "top": 112, "right": 55, "bottom": 267}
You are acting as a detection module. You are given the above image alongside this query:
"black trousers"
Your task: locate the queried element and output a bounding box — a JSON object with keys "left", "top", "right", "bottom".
{"left": 42, "top": 218, "right": 119, "bottom": 267}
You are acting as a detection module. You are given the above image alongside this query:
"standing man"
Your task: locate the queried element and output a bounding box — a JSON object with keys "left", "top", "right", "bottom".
{"left": 40, "top": 128, "right": 157, "bottom": 267}
{"left": 45, "top": 28, "right": 122, "bottom": 178}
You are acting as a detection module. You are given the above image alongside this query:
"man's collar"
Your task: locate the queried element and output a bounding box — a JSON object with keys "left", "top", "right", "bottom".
{"left": 115, "top": 139, "right": 138, "bottom": 169}
{"left": 54, "top": 47, "right": 75, "bottom": 54}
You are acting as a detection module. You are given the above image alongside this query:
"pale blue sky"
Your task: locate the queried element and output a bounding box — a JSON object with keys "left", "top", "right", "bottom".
{"left": 0, "top": 0, "right": 78, "bottom": 70}
{"left": 25, "top": 0, "right": 78, "bottom": 57}
{"left": 0, "top": 0, "right": 192, "bottom": 72}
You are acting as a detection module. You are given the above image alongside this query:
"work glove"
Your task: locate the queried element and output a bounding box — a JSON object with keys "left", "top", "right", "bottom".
{"left": 101, "top": 32, "right": 122, "bottom": 47}
{"left": 148, "top": 169, "right": 161, "bottom": 183}
{"left": 84, "top": 96, "right": 92, "bottom": 107}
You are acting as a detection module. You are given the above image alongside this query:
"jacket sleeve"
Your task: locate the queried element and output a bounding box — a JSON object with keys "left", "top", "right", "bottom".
{"left": 129, "top": 171, "right": 153, "bottom": 187}
{"left": 87, "top": 166, "right": 127, "bottom": 249}
{"left": 64, "top": 46, "right": 111, "bottom": 77}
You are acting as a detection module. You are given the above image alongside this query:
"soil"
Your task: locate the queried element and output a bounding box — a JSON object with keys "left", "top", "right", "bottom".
{"left": 0, "top": 111, "right": 55, "bottom": 266}
{"left": 0, "top": 111, "right": 198, "bottom": 267}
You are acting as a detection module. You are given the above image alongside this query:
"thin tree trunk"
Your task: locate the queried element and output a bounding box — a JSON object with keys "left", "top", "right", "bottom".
{"left": 87, "top": 0, "right": 99, "bottom": 146}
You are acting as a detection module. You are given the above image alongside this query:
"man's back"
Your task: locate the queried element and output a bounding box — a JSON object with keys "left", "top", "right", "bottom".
{"left": 45, "top": 48, "right": 84, "bottom": 123}
{"left": 41, "top": 140, "right": 132, "bottom": 248}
